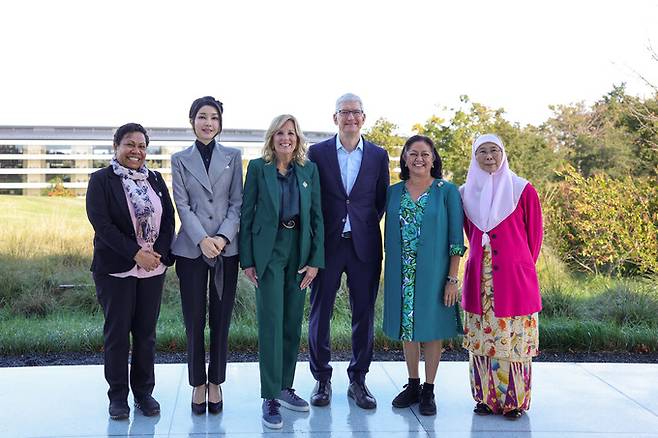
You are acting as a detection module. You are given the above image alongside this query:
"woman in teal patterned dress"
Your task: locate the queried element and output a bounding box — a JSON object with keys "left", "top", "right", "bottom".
{"left": 383, "top": 135, "right": 466, "bottom": 415}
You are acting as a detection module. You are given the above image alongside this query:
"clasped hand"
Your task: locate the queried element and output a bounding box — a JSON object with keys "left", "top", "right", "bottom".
{"left": 200, "top": 236, "right": 226, "bottom": 259}
{"left": 134, "top": 248, "right": 161, "bottom": 271}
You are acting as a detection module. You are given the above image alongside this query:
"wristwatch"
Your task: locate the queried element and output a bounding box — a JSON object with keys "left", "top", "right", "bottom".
{"left": 446, "top": 275, "right": 459, "bottom": 285}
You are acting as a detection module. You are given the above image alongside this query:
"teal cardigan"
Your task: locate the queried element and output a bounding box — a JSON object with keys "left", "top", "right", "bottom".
{"left": 383, "top": 179, "right": 465, "bottom": 342}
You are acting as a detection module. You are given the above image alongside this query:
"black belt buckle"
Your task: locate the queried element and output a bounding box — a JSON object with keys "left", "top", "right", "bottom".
{"left": 281, "top": 218, "right": 296, "bottom": 229}
{"left": 341, "top": 231, "right": 352, "bottom": 239}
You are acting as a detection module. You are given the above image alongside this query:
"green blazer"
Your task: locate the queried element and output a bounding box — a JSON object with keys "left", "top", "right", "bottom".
{"left": 383, "top": 179, "right": 464, "bottom": 342}
{"left": 239, "top": 158, "right": 325, "bottom": 279}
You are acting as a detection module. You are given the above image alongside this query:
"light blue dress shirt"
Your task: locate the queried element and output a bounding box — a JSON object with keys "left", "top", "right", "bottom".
{"left": 336, "top": 136, "right": 363, "bottom": 233}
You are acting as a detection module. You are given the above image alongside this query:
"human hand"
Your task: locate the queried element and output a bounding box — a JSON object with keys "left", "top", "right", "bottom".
{"left": 200, "top": 236, "right": 221, "bottom": 258}
{"left": 244, "top": 267, "right": 259, "bottom": 287}
{"left": 134, "top": 248, "right": 161, "bottom": 271}
{"left": 444, "top": 282, "right": 460, "bottom": 307}
{"left": 298, "top": 266, "right": 318, "bottom": 289}
{"left": 211, "top": 236, "right": 227, "bottom": 253}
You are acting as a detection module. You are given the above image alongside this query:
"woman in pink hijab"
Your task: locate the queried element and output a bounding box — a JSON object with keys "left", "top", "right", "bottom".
{"left": 460, "top": 134, "right": 543, "bottom": 419}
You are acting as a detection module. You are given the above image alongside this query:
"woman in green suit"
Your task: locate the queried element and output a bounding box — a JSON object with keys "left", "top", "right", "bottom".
{"left": 383, "top": 135, "right": 466, "bottom": 416}
{"left": 239, "top": 114, "right": 324, "bottom": 429}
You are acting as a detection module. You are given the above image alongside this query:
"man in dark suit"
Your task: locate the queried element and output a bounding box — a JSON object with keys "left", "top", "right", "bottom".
{"left": 308, "top": 93, "right": 390, "bottom": 409}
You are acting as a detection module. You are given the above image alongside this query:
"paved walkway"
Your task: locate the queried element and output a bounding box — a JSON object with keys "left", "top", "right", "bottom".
{"left": 0, "top": 361, "right": 657, "bottom": 437}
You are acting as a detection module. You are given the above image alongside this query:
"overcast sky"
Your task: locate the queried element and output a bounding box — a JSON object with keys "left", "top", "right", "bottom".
{"left": 1, "top": 0, "right": 657, "bottom": 135}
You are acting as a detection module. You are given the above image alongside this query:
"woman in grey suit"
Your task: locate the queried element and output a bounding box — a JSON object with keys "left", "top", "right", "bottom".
{"left": 171, "top": 96, "right": 243, "bottom": 415}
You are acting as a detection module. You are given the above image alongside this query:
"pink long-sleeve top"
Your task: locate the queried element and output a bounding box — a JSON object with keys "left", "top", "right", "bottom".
{"left": 461, "top": 183, "right": 543, "bottom": 317}
{"left": 110, "top": 182, "right": 166, "bottom": 279}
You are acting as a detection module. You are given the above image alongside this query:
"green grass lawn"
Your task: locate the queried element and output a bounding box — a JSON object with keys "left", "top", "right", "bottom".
{"left": 0, "top": 195, "right": 656, "bottom": 355}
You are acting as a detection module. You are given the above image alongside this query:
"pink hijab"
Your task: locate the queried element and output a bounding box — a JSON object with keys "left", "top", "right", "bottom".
{"left": 459, "top": 134, "right": 528, "bottom": 246}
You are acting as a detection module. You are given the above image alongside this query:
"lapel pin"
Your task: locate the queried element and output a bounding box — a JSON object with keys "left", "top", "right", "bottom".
{"left": 302, "top": 181, "right": 308, "bottom": 188}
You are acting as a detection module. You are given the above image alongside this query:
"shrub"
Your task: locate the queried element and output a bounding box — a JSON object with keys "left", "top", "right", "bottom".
{"left": 43, "top": 177, "right": 75, "bottom": 197}
{"left": 543, "top": 166, "right": 658, "bottom": 276}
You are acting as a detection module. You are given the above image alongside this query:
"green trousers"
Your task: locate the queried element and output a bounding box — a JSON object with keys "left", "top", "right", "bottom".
{"left": 256, "top": 227, "right": 306, "bottom": 399}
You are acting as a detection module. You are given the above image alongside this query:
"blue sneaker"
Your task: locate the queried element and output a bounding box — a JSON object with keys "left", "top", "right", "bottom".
{"left": 276, "top": 387, "right": 310, "bottom": 412}
{"left": 262, "top": 399, "right": 283, "bottom": 429}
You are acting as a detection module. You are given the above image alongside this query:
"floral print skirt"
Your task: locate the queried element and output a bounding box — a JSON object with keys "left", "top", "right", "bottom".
{"left": 463, "top": 245, "right": 538, "bottom": 413}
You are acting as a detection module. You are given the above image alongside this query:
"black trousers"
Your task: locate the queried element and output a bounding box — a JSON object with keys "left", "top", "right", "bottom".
{"left": 176, "top": 254, "right": 238, "bottom": 386}
{"left": 93, "top": 272, "right": 165, "bottom": 403}
{"left": 309, "top": 237, "right": 381, "bottom": 384}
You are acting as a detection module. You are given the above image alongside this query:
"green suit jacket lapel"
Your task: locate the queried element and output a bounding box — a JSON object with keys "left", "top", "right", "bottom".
{"left": 263, "top": 161, "right": 280, "bottom": 217}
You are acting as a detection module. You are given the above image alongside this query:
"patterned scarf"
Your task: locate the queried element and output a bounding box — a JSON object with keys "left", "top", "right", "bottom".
{"left": 110, "top": 157, "right": 159, "bottom": 245}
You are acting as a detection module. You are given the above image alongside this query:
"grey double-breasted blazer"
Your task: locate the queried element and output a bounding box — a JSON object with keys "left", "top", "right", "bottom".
{"left": 171, "top": 141, "right": 243, "bottom": 258}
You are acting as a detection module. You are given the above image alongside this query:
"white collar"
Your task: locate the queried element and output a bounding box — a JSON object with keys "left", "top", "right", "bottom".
{"left": 336, "top": 135, "right": 363, "bottom": 152}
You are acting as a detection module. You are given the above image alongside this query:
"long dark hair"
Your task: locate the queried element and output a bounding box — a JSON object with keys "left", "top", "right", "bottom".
{"left": 399, "top": 135, "right": 442, "bottom": 180}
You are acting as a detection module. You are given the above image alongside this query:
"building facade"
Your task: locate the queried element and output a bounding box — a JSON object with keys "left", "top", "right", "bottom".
{"left": 0, "top": 125, "right": 334, "bottom": 196}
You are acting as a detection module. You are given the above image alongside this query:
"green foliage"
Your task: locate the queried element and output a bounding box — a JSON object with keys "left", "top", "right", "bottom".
{"left": 412, "top": 96, "right": 563, "bottom": 186}
{"left": 364, "top": 118, "right": 406, "bottom": 183}
{"left": 544, "top": 166, "right": 658, "bottom": 275}
{"left": 543, "top": 84, "right": 658, "bottom": 179}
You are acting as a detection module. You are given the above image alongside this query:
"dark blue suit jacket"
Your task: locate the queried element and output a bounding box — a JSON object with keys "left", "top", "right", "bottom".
{"left": 86, "top": 166, "right": 176, "bottom": 274}
{"left": 308, "top": 135, "right": 389, "bottom": 262}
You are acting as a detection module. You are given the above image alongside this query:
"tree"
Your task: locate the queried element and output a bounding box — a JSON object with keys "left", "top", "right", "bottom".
{"left": 364, "top": 118, "right": 406, "bottom": 182}
{"left": 542, "top": 85, "right": 650, "bottom": 179}
{"left": 412, "top": 96, "right": 560, "bottom": 186}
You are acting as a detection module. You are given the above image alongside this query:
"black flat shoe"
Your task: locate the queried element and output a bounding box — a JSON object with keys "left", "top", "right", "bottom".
{"left": 134, "top": 395, "right": 160, "bottom": 417}
{"left": 418, "top": 384, "right": 436, "bottom": 416}
{"left": 504, "top": 409, "right": 524, "bottom": 419}
{"left": 474, "top": 403, "right": 493, "bottom": 415}
{"left": 392, "top": 382, "right": 421, "bottom": 408}
{"left": 310, "top": 380, "right": 331, "bottom": 407}
{"left": 109, "top": 400, "right": 130, "bottom": 420}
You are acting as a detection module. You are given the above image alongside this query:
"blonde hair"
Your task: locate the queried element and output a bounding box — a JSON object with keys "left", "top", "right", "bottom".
{"left": 262, "top": 114, "right": 307, "bottom": 165}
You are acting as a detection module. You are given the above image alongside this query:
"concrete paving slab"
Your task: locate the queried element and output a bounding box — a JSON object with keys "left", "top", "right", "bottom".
{"left": 0, "top": 361, "right": 656, "bottom": 437}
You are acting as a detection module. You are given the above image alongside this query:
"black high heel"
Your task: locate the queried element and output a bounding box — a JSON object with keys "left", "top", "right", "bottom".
{"left": 191, "top": 384, "right": 207, "bottom": 415}
{"left": 208, "top": 384, "right": 223, "bottom": 414}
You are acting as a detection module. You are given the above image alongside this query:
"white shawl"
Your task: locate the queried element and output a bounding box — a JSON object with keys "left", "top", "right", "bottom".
{"left": 459, "top": 134, "right": 528, "bottom": 246}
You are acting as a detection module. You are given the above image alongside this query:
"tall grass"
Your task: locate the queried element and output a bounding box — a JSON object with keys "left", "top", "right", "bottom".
{"left": 0, "top": 195, "right": 657, "bottom": 355}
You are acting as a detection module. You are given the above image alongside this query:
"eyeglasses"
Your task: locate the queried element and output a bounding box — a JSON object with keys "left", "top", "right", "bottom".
{"left": 477, "top": 148, "right": 502, "bottom": 156}
{"left": 336, "top": 109, "right": 364, "bottom": 118}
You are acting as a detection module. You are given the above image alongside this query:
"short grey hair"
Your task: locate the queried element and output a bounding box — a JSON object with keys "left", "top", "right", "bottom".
{"left": 335, "top": 93, "right": 364, "bottom": 113}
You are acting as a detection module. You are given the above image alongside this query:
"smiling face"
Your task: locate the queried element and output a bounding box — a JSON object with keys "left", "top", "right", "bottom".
{"left": 273, "top": 119, "right": 298, "bottom": 160}
{"left": 114, "top": 131, "right": 147, "bottom": 170}
{"left": 333, "top": 99, "right": 365, "bottom": 136}
{"left": 192, "top": 104, "right": 221, "bottom": 144}
{"left": 475, "top": 142, "right": 503, "bottom": 173}
{"left": 405, "top": 140, "right": 434, "bottom": 178}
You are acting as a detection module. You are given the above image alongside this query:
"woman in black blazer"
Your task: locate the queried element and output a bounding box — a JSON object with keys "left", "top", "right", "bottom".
{"left": 86, "top": 123, "right": 175, "bottom": 421}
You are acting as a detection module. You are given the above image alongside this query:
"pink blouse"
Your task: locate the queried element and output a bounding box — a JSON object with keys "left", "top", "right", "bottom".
{"left": 461, "top": 184, "right": 543, "bottom": 317}
{"left": 110, "top": 181, "right": 166, "bottom": 278}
